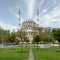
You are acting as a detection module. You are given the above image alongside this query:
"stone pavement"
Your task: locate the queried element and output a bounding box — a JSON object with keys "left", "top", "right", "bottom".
{"left": 28, "top": 48, "right": 34, "bottom": 60}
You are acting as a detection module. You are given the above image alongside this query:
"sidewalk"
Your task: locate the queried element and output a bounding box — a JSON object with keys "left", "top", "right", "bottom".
{"left": 28, "top": 48, "right": 34, "bottom": 60}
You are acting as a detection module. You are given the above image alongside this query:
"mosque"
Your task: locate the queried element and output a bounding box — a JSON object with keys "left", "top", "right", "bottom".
{"left": 18, "top": 9, "right": 52, "bottom": 42}
{"left": 22, "top": 20, "right": 39, "bottom": 42}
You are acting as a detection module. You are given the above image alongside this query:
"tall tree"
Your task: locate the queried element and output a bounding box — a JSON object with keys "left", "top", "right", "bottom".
{"left": 39, "top": 32, "right": 54, "bottom": 43}
{"left": 8, "top": 31, "right": 16, "bottom": 43}
{"left": 52, "top": 29, "right": 60, "bottom": 51}
{"left": 16, "top": 30, "right": 27, "bottom": 52}
{"left": 24, "top": 37, "right": 29, "bottom": 43}
{"left": 0, "top": 29, "right": 10, "bottom": 45}
{"left": 33, "top": 35, "right": 41, "bottom": 48}
{"left": 17, "top": 30, "right": 27, "bottom": 42}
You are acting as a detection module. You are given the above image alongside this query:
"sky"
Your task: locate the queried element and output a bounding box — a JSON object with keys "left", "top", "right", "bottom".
{"left": 0, "top": 0, "right": 60, "bottom": 31}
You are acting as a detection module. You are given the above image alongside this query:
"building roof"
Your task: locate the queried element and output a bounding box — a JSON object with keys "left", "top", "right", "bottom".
{"left": 22, "top": 20, "right": 37, "bottom": 25}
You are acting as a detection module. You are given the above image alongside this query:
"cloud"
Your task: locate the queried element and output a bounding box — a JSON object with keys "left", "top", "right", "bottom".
{"left": 0, "top": 21, "right": 17, "bottom": 32}
{"left": 9, "top": 8, "right": 19, "bottom": 18}
{"left": 40, "top": 4, "right": 60, "bottom": 28}
{"left": 39, "top": 0, "right": 44, "bottom": 6}
{"left": 43, "top": 9, "right": 47, "bottom": 13}
{"left": 9, "top": 8, "right": 24, "bottom": 24}
{"left": 34, "top": 0, "right": 45, "bottom": 23}
{"left": 24, "top": 0, "right": 35, "bottom": 19}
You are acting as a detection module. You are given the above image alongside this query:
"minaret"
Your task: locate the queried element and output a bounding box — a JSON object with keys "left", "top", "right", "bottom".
{"left": 37, "top": 9, "right": 39, "bottom": 26}
{"left": 18, "top": 8, "right": 21, "bottom": 29}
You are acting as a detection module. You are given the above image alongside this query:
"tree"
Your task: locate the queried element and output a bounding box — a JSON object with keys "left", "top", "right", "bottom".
{"left": 43, "top": 34, "right": 53, "bottom": 43}
{"left": 24, "top": 37, "right": 29, "bottom": 43}
{"left": 24, "top": 37, "right": 29, "bottom": 47}
{"left": 0, "top": 29, "right": 10, "bottom": 45}
{"left": 33, "top": 35, "right": 41, "bottom": 48}
{"left": 16, "top": 30, "right": 27, "bottom": 52}
{"left": 52, "top": 29, "right": 60, "bottom": 51}
{"left": 16, "top": 30, "right": 27, "bottom": 42}
{"left": 8, "top": 31, "right": 16, "bottom": 43}
{"left": 39, "top": 32, "right": 54, "bottom": 43}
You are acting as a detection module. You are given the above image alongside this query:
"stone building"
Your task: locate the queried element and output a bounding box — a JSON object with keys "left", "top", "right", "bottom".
{"left": 21, "top": 20, "right": 38, "bottom": 42}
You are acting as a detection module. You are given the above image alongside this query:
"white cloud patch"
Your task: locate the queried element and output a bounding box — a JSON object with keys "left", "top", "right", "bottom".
{"left": 9, "top": 8, "right": 18, "bottom": 18}
{"left": 9, "top": 8, "right": 24, "bottom": 24}
{"left": 39, "top": 4, "right": 60, "bottom": 28}
{"left": 39, "top": 0, "right": 44, "bottom": 6}
{"left": 34, "top": 0, "right": 45, "bottom": 24}
{"left": 0, "top": 21, "right": 17, "bottom": 31}
{"left": 43, "top": 9, "right": 47, "bottom": 13}
{"left": 24, "top": 0, "right": 35, "bottom": 19}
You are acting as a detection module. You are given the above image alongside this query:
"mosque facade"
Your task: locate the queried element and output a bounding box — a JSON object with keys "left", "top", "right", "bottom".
{"left": 21, "top": 20, "right": 39, "bottom": 42}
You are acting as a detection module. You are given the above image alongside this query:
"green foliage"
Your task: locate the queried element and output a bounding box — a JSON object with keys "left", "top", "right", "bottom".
{"left": 43, "top": 34, "right": 53, "bottom": 42}
{"left": 0, "top": 29, "right": 28, "bottom": 44}
{"left": 33, "top": 35, "right": 41, "bottom": 43}
{"left": 8, "top": 32, "right": 16, "bottom": 43}
{"left": 0, "top": 29, "right": 10, "bottom": 43}
{"left": 16, "top": 30, "right": 28, "bottom": 52}
{"left": 24, "top": 37, "right": 30, "bottom": 43}
{"left": 39, "top": 32, "right": 54, "bottom": 43}
{"left": 52, "top": 29, "right": 60, "bottom": 43}
{"left": 16, "top": 30, "right": 27, "bottom": 42}
{"left": 33, "top": 32, "right": 54, "bottom": 48}
{"left": 32, "top": 39, "right": 35, "bottom": 44}
{"left": 39, "top": 32, "right": 46, "bottom": 42}
{"left": 33, "top": 35, "right": 41, "bottom": 48}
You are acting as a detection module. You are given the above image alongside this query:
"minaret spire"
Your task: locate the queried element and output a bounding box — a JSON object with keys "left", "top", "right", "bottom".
{"left": 37, "top": 9, "right": 39, "bottom": 26}
{"left": 18, "top": 8, "right": 21, "bottom": 29}
{"left": 18, "top": 8, "right": 20, "bottom": 21}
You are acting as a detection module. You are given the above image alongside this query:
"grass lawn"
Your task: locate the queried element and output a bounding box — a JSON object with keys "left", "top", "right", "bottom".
{"left": 0, "top": 46, "right": 29, "bottom": 60}
{"left": 33, "top": 46, "right": 60, "bottom": 60}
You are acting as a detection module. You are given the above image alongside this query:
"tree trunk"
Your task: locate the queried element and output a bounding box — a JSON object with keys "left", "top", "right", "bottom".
{"left": 2, "top": 39, "right": 4, "bottom": 46}
{"left": 58, "top": 42, "right": 60, "bottom": 52}
{"left": 21, "top": 42, "right": 23, "bottom": 52}
{"left": 37, "top": 42, "right": 38, "bottom": 48}
{"left": 21, "top": 39, "right": 23, "bottom": 52}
